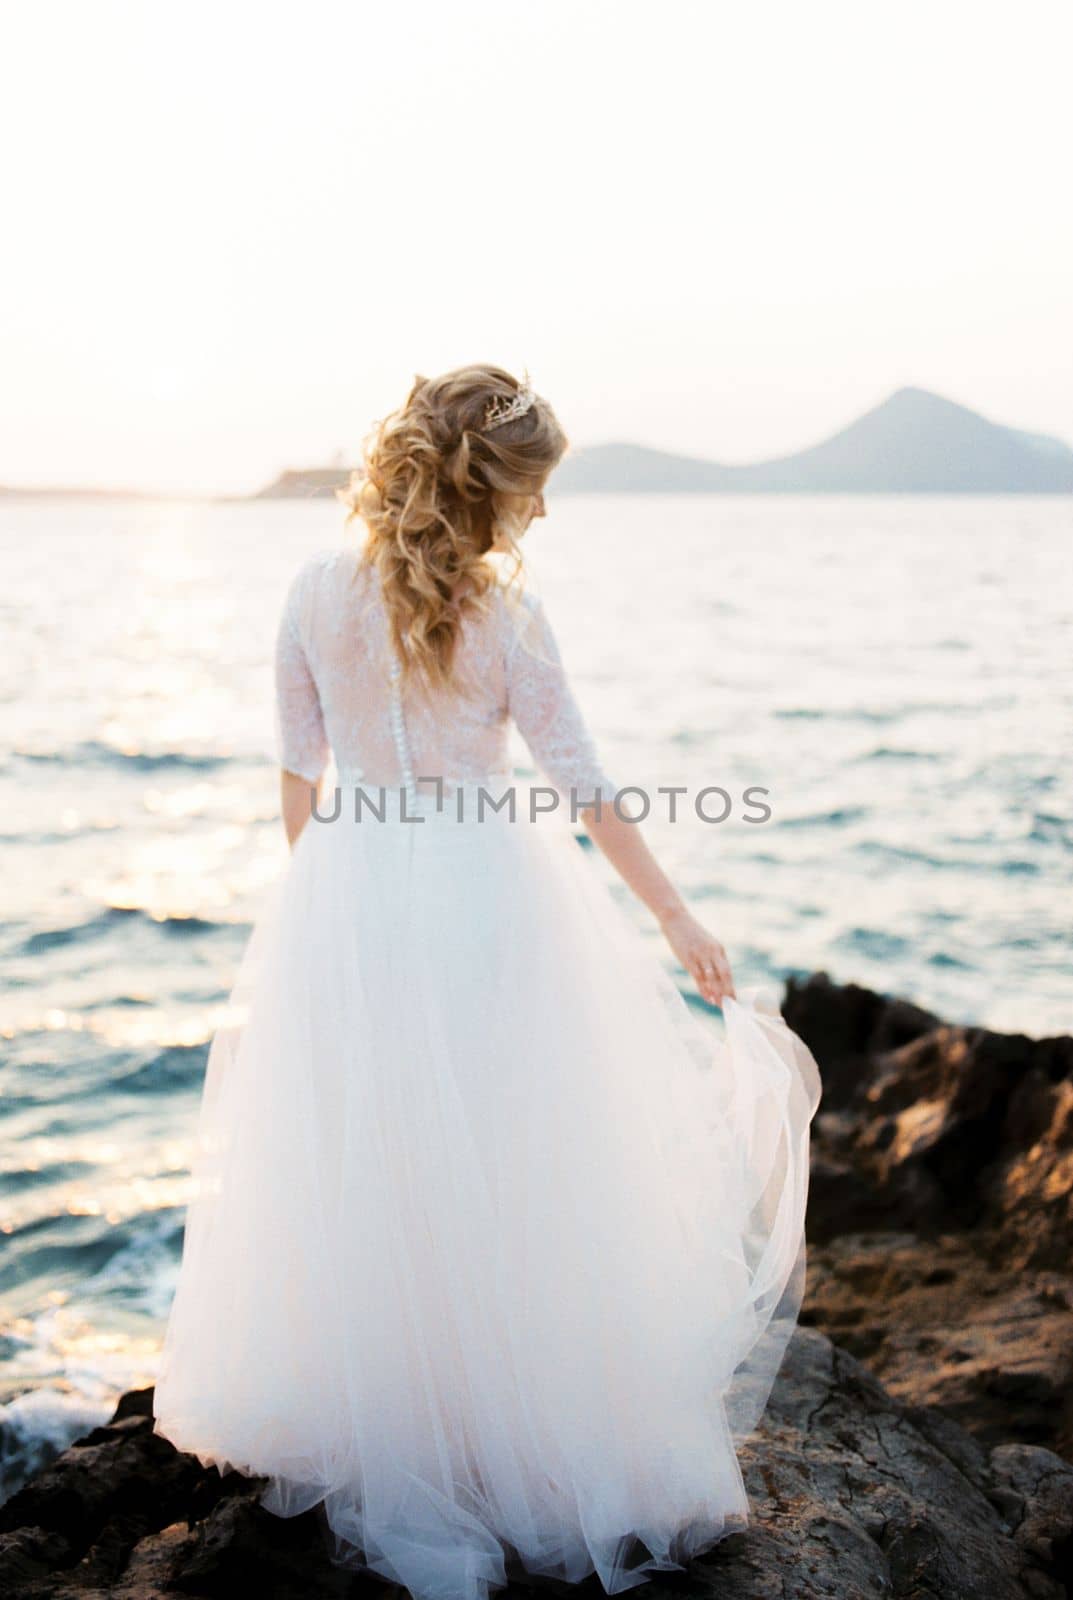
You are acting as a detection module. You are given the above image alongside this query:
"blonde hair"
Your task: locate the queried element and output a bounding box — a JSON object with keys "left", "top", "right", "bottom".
{"left": 341, "top": 364, "right": 568, "bottom": 697}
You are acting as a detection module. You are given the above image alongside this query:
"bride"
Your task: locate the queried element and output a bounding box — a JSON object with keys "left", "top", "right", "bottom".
{"left": 151, "top": 364, "right": 821, "bottom": 1600}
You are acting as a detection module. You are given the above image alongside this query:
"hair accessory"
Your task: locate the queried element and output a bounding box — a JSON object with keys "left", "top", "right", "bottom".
{"left": 483, "top": 373, "right": 536, "bottom": 432}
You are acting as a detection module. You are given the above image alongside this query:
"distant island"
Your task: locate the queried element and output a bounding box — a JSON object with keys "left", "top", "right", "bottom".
{"left": 254, "top": 387, "right": 1073, "bottom": 498}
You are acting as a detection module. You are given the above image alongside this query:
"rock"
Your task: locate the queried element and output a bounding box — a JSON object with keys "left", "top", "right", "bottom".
{"left": 0, "top": 1389, "right": 354, "bottom": 1598}
{"left": 783, "top": 972, "right": 1073, "bottom": 1264}
{"left": 803, "top": 1233, "right": 1073, "bottom": 1463}
{"left": 782, "top": 971, "right": 941, "bottom": 1113}
{"left": 2, "top": 1331, "right": 1071, "bottom": 1599}
{"left": 784, "top": 973, "right": 1073, "bottom": 1466}
{"left": 689, "top": 1330, "right": 1073, "bottom": 1600}
{"left": 989, "top": 1443, "right": 1073, "bottom": 1577}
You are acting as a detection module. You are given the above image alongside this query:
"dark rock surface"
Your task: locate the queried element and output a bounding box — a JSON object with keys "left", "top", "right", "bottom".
{"left": 786, "top": 972, "right": 1073, "bottom": 1464}
{"left": 785, "top": 972, "right": 1073, "bottom": 1262}
{"left": 707, "top": 1329, "right": 1073, "bottom": 1600}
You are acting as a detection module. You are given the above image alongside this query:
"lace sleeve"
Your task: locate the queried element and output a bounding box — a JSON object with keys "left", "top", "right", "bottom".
{"left": 274, "top": 561, "right": 331, "bottom": 783}
{"left": 505, "top": 592, "right": 615, "bottom": 807}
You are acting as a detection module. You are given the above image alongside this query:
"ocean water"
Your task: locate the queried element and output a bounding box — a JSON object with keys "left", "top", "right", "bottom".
{"left": 1, "top": 492, "right": 1070, "bottom": 1498}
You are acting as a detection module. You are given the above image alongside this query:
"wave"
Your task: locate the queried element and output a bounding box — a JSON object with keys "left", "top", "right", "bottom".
{"left": 847, "top": 745, "right": 944, "bottom": 763}
{"left": 0, "top": 817, "right": 121, "bottom": 845}
{"left": 926, "top": 951, "right": 974, "bottom": 970}
{"left": 833, "top": 927, "right": 912, "bottom": 960}
{"left": 111, "top": 1043, "right": 209, "bottom": 1094}
{"left": 2, "top": 1042, "right": 214, "bottom": 1119}
{"left": 17, "top": 907, "right": 242, "bottom": 956}
{"left": 0, "top": 1205, "right": 186, "bottom": 1501}
{"left": 0, "top": 1388, "right": 115, "bottom": 1506}
{"left": 0, "top": 1159, "right": 95, "bottom": 1198}
{"left": 774, "top": 697, "right": 1016, "bottom": 724}
{"left": 0, "top": 1215, "right": 130, "bottom": 1293}
{"left": 778, "top": 805, "right": 872, "bottom": 828}
{"left": 18, "top": 912, "right": 128, "bottom": 955}
{"left": 1028, "top": 812, "right": 1071, "bottom": 844}
{"left": 774, "top": 706, "right": 904, "bottom": 724}
{"left": 850, "top": 840, "right": 955, "bottom": 870}
{"left": 850, "top": 840, "right": 1044, "bottom": 876}
{"left": 13, "top": 739, "right": 236, "bottom": 773}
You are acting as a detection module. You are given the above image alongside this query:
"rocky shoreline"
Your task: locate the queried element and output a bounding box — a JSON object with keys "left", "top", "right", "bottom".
{"left": 786, "top": 973, "right": 1073, "bottom": 1468}
{"left": 2, "top": 972, "right": 1071, "bottom": 1598}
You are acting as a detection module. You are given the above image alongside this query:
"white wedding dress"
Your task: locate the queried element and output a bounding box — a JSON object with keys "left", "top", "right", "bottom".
{"left": 151, "top": 544, "right": 821, "bottom": 1600}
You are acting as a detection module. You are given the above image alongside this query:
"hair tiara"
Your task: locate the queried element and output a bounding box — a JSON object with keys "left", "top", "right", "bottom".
{"left": 483, "top": 372, "right": 537, "bottom": 432}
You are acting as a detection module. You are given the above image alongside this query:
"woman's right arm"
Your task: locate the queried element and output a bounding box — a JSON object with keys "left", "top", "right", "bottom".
{"left": 578, "top": 803, "right": 736, "bottom": 1005}
{"left": 505, "top": 591, "right": 736, "bottom": 1006}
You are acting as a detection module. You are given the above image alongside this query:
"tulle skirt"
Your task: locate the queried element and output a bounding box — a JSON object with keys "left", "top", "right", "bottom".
{"left": 151, "top": 778, "right": 820, "bottom": 1600}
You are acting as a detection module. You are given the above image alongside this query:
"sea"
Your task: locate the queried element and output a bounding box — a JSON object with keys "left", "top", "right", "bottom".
{"left": 1, "top": 492, "right": 1070, "bottom": 1500}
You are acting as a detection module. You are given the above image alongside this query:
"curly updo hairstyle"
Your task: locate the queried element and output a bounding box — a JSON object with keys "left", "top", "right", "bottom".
{"left": 343, "top": 364, "right": 568, "bottom": 697}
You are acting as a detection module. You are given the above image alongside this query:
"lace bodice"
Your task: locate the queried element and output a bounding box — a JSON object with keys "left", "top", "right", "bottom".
{"left": 274, "top": 546, "right": 615, "bottom": 808}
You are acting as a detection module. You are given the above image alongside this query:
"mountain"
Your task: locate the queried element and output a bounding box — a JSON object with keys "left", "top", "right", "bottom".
{"left": 548, "top": 388, "right": 1073, "bottom": 493}
{"left": 251, "top": 386, "right": 1073, "bottom": 498}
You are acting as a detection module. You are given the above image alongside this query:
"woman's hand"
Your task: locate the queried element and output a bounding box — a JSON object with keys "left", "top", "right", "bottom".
{"left": 659, "top": 907, "right": 736, "bottom": 1006}
{"left": 573, "top": 805, "right": 736, "bottom": 1005}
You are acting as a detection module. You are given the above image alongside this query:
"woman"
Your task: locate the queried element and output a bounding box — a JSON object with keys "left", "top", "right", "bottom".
{"left": 151, "top": 364, "right": 821, "bottom": 1600}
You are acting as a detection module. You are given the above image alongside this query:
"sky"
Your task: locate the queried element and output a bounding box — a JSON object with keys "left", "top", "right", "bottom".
{"left": 2, "top": 0, "right": 1071, "bottom": 496}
